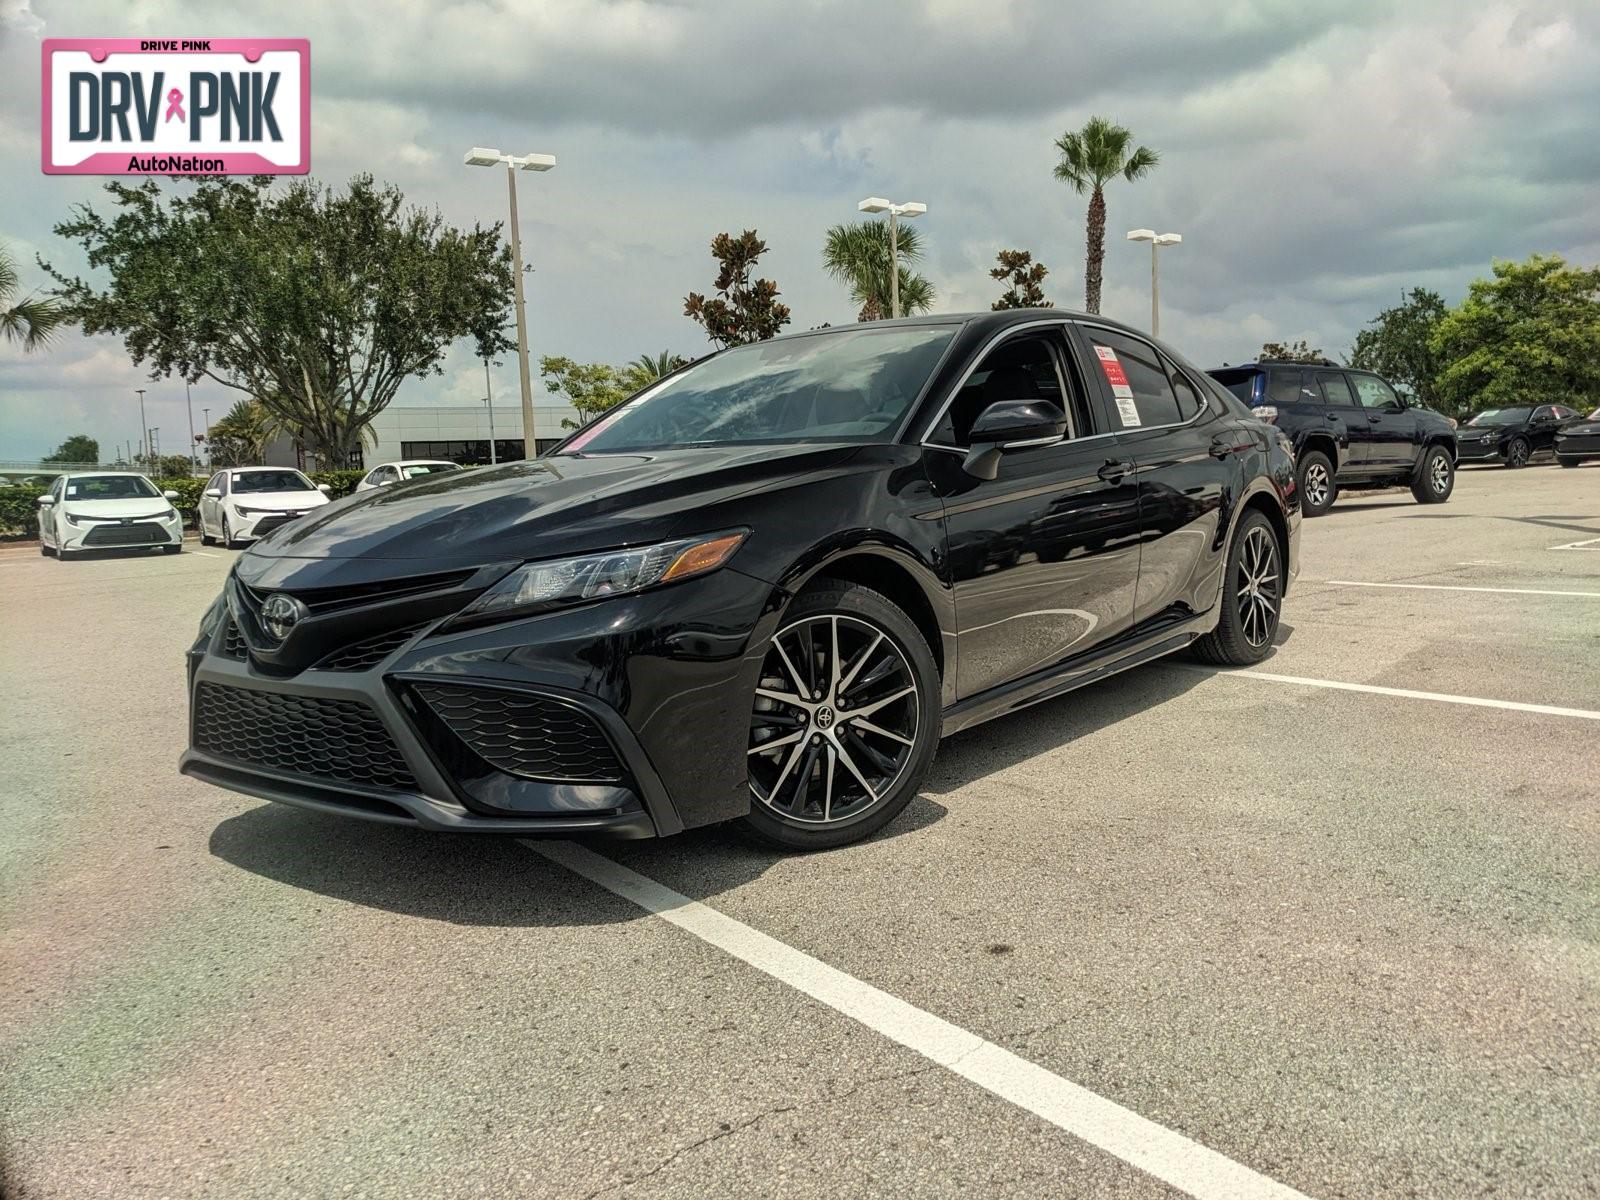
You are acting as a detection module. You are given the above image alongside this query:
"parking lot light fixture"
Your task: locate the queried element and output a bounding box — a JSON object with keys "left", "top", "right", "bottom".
{"left": 858, "top": 197, "right": 927, "bottom": 319}
{"left": 466, "top": 146, "right": 557, "bottom": 460}
{"left": 1126, "top": 229, "right": 1181, "bottom": 337}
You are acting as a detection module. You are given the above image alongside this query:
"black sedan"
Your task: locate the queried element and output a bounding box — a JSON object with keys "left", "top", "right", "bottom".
{"left": 181, "top": 311, "right": 1300, "bottom": 851}
{"left": 1555, "top": 407, "right": 1600, "bottom": 467}
{"left": 1455, "top": 404, "right": 1585, "bottom": 467}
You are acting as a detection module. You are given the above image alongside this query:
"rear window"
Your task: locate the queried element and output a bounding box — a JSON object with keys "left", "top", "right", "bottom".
{"left": 1209, "top": 369, "right": 1259, "bottom": 405}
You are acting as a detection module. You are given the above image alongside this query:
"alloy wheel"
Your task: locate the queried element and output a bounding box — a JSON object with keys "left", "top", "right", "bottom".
{"left": 749, "top": 613, "right": 920, "bottom": 825}
{"left": 1302, "top": 462, "right": 1330, "bottom": 509}
{"left": 1429, "top": 452, "right": 1451, "bottom": 493}
{"left": 1236, "top": 526, "right": 1280, "bottom": 648}
{"left": 1508, "top": 440, "right": 1529, "bottom": 468}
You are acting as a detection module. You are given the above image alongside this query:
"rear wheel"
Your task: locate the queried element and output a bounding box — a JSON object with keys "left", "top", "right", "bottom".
{"left": 1192, "top": 510, "right": 1282, "bottom": 666}
{"left": 741, "top": 579, "right": 939, "bottom": 852}
{"left": 1411, "top": 445, "right": 1454, "bottom": 504}
{"left": 1297, "top": 451, "right": 1335, "bottom": 516}
{"left": 1505, "top": 437, "right": 1531, "bottom": 469}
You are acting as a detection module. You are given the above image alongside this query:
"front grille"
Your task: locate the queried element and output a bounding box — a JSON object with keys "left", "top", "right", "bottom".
{"left": 413, "top": 683, "right": 624, "bottom": 783}
{"left": 83, "top": 522, "right": 166, "bottom": 546}
{"left": 238, "top": 568, "right": 477, "bottom": 617}
{"left": 248, "top": 513, "right": 299, "bottom": 536}
{"left": 313, "top": 625, "right": 425, "bottom": 672}
{"left": 192, "top": 682, "right": 416, "bottom": 791}
{"left": 220, "top": 620, "right": 248, "bottom": 660}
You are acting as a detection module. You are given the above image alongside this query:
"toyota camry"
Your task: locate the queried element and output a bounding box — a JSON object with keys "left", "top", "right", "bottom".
{"left": 181, "top": 311, "right": 1299, "bottom": 851}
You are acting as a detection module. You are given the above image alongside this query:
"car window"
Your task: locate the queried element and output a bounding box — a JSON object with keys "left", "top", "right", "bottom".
{"left": 1166, "top": 360, "right": 1204, "bottom": 421}
{"left": 1350, "top": 375, "right": 1398, "bottom": 410}
{"left": 64, "top": 475, "right": 161, "bottom": 500}
{"left": 1552, "top": 406, "right": 1577, "bottom": 419}
{"left": 1208, "top": 368, "right": 1258, "bottom": 405}
{"left": 1087, "top": 328, "right": 1184, "bottom": 428}
{"left": 1319, "top": 371, "right": 1358, "bottom": 407}
{"left": 1532, "top": 406, "right": 1555, "bottom": 421}
{"left": 232, "top": 470, "right": 316, "bottom": 493}
{"left": 1266, "top": 369, "right": 1318, "bottom": 406}
{"left": 934, "top": 332, "right": 1073, "bottom": 447}
{"left": 401, "top": 463, "right": 460, "bottom": 479}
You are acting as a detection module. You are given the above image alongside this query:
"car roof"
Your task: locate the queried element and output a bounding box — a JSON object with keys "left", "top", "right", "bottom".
{"left": 227, "top": 466, "right": 300, "bottom": 473}
{"left": 62, "top": 470, "right": 146, "bottom": 479}
{"left": 384, "top": 459, "right": 458, "bottom": 467}
{"left": 755, "top": 308, "right": 1158, "bottom": 347}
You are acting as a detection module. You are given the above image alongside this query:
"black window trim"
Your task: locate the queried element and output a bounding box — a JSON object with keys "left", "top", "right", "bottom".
{"left": 1073, "top": 320, "right": 1213, "bottom": 438}
{"left": 917, "top": 317, "right": 1091, "bottom": 452}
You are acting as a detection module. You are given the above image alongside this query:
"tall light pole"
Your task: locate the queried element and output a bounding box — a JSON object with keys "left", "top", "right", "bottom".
{"left": 857, "top": 197, "right": 927, "bottom": 319}
{"left": 465, "top": 147, "right": 556, "bottom": 461}
{"left": 201, "top": 408, "right": 211, "bottom": 468}
{"left": 184, "top": 381, "right": 198, "bottom": 473}
{"left": 482, "top": 356, "right": 502, "bottom": 465}
{"left": 135, "top": 388, "right": 148, "bottom": 470}
{"left": 1125, "top": 229, "right": 1182, "bottom": 338}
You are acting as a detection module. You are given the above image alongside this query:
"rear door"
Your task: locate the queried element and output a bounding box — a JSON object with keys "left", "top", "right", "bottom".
{"left": 1076, "top": 324, "right": 1230, "bottom": 628}
{"left": 929, "top": 324, "right": 1141, "bottom": 699}
{"left": 1529, "top": 405, "right": 1569, "bottom": 452}
{"left": 1347, "top": 372, "right": 1417, "bottom": 473}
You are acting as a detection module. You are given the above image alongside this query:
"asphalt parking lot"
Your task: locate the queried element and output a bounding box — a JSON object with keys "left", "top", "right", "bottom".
{"left": 2, "top": 464, "right": 1597, "bottom": 1199}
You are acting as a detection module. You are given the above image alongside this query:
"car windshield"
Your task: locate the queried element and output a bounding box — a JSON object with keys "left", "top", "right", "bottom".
{"left": 232, "top": 470, "right": 315, "bottom": 493}
{"left": 401, "top": 463, "right": 461, "bottom": 479}
{"left": 1466, "top": 408, "right": 1532, "bottom": 426}
{"left": 65, "top": 475, "right": 160, "bottom": 501}
{"left": 555, "top": 326, "right": 957, "bottom": 454}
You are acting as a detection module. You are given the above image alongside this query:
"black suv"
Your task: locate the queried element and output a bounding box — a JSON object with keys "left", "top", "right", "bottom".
{"left": 183, "top": 312, "right": 1298, "bottom": 852}
{"left": 1208, "top": 361, "right": 1457, "bottom": 516}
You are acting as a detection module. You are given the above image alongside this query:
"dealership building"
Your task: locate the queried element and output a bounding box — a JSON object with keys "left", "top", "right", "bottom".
{"left": 266, "top": 401, "right": 582, "bottom": 470}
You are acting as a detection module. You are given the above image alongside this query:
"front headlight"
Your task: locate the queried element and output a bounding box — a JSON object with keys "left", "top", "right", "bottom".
{"left": 163, "top": 507, "right": 179, "bottom": 521}
{"left": 232, "top": 505, "right": 267, "bottom": 516}
{"left": 450, "top": 531, "right": 747, "bottom": 627}
{"left": 64, "top": 510, "right": 98, "bottom": 526}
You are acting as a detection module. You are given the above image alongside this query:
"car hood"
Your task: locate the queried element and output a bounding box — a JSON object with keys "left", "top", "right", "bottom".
{"left": 242, "top": 443, "right": 860, "bottom": 574}
{"left": 230, "top": 491, "right": 329, "bottom": 511}
{"left": 1557, "top": 421, "right": 1600, "bottom": 435}
{"left": 63, "top": 498, "right": 173, "bottom": 519}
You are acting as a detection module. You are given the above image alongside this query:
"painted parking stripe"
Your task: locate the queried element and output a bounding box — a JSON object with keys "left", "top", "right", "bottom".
{"left": 1205, "top": 669, "right": 1600, "bottom": 722}
{"left": 1549, "top": 535, "right": 1600, "bottom": 551}
{"left": 527, "top": 839, "right": 1311, "bottom": 1200}
{"left": 1326, "top": 579, "right": 1600, "bottom": 598}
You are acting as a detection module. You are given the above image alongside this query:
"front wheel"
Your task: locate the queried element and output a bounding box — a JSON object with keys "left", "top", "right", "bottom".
{"left": 1411, "top": 446, "right": 1455, "bottom": 504}
{"left": 1559, "top": 456, "right": 1581, "bottom": 468}
{"left": 221, "top": 516, "right": 237, "bottom": 549}
{"left": 1297, "top": 451, "right": 1336, "bottom": 516}
{"left": 1192, "top": 510, "right": 1282, "bottom": 666}
{"left": 740, "top": 579, "right": 939, "bottom": 852}
{"left": 1505, "top": 437, "right": 1531, "bottom": 469}
{"left": 162, "top": 544, "right": 183, "bottom": 555}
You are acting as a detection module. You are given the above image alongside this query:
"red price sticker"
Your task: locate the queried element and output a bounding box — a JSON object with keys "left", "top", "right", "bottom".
{"left": 1094, "top": 344, "right": 1142, "bottom": 426}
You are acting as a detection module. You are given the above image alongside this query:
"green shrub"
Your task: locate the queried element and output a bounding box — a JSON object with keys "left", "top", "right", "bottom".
{"left": 0, "top": 485, "right": 46, "bottom": 538}
{"left": 311, "top": 469, "right": 366, "bottom": 499}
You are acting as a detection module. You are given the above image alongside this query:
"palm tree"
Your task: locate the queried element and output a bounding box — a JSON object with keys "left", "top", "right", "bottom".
{"left": 0, "top": 243, "right": 65, "bottom": 350}
{"left": 627, "top": 351, "right": 687, "bottom": 382}
{"left": 822, "top": 221, "right": 936, "bottom": 322}
{"left": 1053, "top": 117, "right": 1159, "bottom": 314}
{"left": 207, "top": 399, "right": 282, "bottom": 466}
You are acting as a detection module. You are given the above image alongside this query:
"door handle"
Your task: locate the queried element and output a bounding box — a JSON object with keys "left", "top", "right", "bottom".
{"left": 1367, "top": 414, "right": 1382, "bottom": 424}
{"left": 1324, "top": 412, "right": 1339, "bottom": 421}
{"left": 1097, "top": 459, "right": 1135, "bottom": 482}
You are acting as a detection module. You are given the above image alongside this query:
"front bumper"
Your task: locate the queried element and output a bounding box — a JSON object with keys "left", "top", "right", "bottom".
{"left": 61, "top": 515, "right": 183, "bottom": 550}
{"left": 181, "top": 567, "right": 779, "bottom": 837}
{"left": 228, "top": 508, "right": 316, "bottom": 541}
{"left": 1455, "top": 441, "right": 1503, "bottom": 462}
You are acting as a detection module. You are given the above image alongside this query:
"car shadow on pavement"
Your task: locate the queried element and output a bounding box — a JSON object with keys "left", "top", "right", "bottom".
{"left": 1397, "top": 511, "right": 1600, "bottom": 536}
{"left": 209, "top": 643, "right": 1278, "bottom": 926}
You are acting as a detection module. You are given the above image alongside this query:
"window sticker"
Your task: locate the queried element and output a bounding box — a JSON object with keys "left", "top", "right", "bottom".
{"left": 1095, "top": 344, "right": 1142, "bottom": 426}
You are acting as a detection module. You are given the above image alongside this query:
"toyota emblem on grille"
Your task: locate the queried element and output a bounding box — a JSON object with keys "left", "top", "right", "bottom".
{"left": 260, "top": 593, "right": 310, "bottom": 641}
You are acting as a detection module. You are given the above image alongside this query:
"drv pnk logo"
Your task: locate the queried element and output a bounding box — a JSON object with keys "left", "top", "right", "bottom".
{"left": 42, "top": 38, "right": 309, "bottom": 175}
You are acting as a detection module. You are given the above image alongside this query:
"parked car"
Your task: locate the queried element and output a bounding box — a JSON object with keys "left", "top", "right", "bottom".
{"left": 1207, "top": 360, "right": 1458, "bottom": 516}
{"left": 197, "top": 467, "right": 332, "bottom": 548}
{"left": 182, "top": 311, "right": 1299, "bottom": 851}
{"left": 1555, "top": 407, "right": 1600, "bottom": 467}
{"left": 1455, "top": 404, "right": 1585, "bottom": 468}
{"left": 354, "top": 460, "right": 465, "bottom": 492}
{"left": 37, "top": 471, "right": 185, "bottom": 559}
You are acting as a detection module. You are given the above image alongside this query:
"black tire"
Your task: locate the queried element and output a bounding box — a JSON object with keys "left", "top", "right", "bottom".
{"left": 221, "top": 516, "right": 237, "bottom": 549}
{"left": 162, "top": 544, "right": 183, "bottom": 555}
{"left": 1411, "top": 445, "right": 1455, "bottom": 504}
{"left": 1192, "top": 510, "right": 1282, "bottom": 666}
{"left": 1296, "top": 450, "right": 1336, "bottom": 517}
{"left": 1504, "top": 437, "right": 1530, "bottom": 469}
{"left": 739, "top": 578, "right": 939, "bottom": 852}
{"left": 39, "top": 539, "right": 54, "bottom": 556}
{"left": 199, "top": 524, "right": 214, "bottom": 546}
{"left": 1558, "top": 456, "right": 1581, "bottom": 468}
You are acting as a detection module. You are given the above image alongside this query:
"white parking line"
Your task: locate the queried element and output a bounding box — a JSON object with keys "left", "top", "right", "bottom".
{"left": 1550, "top": 535, "right": 1600, "bottom": 551}
{"left": 1326, "top": 579, "right": 1600, "bottom": 598}
{"left": 1206, "top": 669, "right": 1600, "bottom": 721}
{"left": 528, "top": 839, "right": 1311, "bottom": 1200}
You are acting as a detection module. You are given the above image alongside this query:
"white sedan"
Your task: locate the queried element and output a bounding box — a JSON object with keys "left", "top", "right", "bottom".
{"left": 354, "top": 459, "right": 464, "bottom": 492}
{"left": 197, "top": 467, "right": 331, "bottom": 548}
{"left": 37, "top": 471, "right": 186, "bottom": 559}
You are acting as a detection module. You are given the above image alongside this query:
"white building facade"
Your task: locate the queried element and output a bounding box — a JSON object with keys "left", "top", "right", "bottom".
{"left": 365, "top": 402, "right": 581, "bottom": 465}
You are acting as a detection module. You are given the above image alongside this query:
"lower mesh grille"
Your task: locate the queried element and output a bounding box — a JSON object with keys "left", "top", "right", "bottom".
{"left": 192, "top": 682, "right": 416, "bottom": 790}
{"left": 313, "top": 625, "right": 424, "bottom": 672}
{"left": 220, "top": 621, "right": 248, "bottom": 660}
{"left": 84, "top": 522, "right": 166, "bottom": 546}
{"left": 413, "top": 684, "right": 624, "bottom": 783}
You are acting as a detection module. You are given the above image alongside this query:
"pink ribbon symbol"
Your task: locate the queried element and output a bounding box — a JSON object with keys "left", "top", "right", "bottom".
{"left": 164, "top": 88, "right": 185, "bottom": 123}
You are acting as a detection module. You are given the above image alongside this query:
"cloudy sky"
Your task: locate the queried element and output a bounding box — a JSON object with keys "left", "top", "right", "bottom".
{"left": 2, "top": 0, "right": 1598, "bottom": 461}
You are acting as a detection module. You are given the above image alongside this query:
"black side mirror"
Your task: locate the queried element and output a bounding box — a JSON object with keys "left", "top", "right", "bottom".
{"left": 961, "top": 399, "right": 1068, "bottom": 480}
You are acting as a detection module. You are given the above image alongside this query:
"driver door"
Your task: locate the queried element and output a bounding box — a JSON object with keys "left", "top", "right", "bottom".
{"left": 927, "top": 326, "right": 1141, "bottom": 700}
{"left": 1349, "top": 372, "right": 1417, "bottom": 472}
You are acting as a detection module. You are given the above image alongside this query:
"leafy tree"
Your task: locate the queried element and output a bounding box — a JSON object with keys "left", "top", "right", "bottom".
{"left": 1053, "top": 117, "right": 1159, "bottom": 314}
{"left": 684, "top": 231, "right": 791, "bottom": 348}
{"left": 990, "top": 249, "right": 1052, "bottom": 310}
{"left": 1, "top": 242, "right": 65, "bottom": 350}
{"left": 1258, "top": 340, "right": 1326, "bottom": 363}
{"left": 1348, "top": 288, "right": 1447, "bottom": 407}
{"left": 205, "top": 398, "right": 281, "bottom": 467}
{"left": 541, "top": 356, "right": 629, "bottom": 429}
{"left": 43, "top": 174, "right": 514, "bottom": 465}
{"left": 821, "top": 220, "right": 935, "bottom": 321}
{"left": 1432, "top": 254, "right": 1600, "bottom": 414}
{"left": 135, "top": 452, "right": 199, "bottom": 476}
{"left": 42, "top": 434, "right": 100, "bottom": 465}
